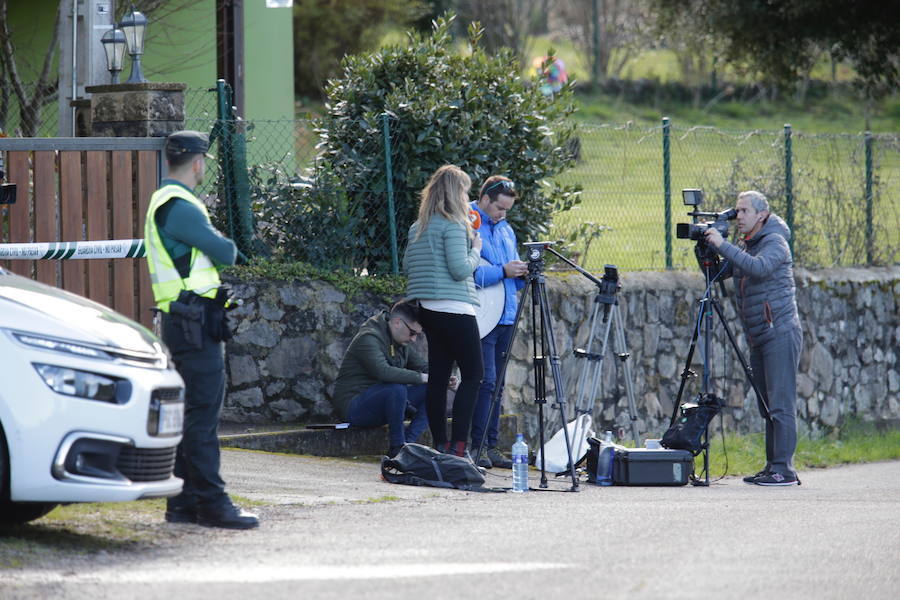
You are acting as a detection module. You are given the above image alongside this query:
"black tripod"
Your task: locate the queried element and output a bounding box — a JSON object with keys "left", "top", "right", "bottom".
{"left": 669, "top": 243, "right": 772, "bottom": 486}
{"left": 472, "top": 241, "right": 579, "bottom": 491}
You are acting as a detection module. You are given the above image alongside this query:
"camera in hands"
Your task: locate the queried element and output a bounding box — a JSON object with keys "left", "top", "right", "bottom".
{"left": 675, "top": 189, "right": 736, "bottom": 242}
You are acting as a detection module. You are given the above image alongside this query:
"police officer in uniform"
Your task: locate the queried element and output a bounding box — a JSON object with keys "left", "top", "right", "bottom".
{"left": 145, "top": 130, "right": 259, "bottom": 528}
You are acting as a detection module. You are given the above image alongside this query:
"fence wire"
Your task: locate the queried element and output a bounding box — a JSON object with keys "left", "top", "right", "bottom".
{"left": 551, "top": 122, "right": 667, "bottom": 270}
{"left": 11, "top": 80, "right": 892, "bottom": 272}
{"left": 0, "top": 83, "right": 59, "bottom": 137}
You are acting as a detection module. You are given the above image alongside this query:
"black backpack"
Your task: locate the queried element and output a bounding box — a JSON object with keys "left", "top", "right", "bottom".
{"left": 662, "top": 394, "right": 723, "bottom": 456}
{"left": 381, "top": 443, "right": 487, "bottom": 491}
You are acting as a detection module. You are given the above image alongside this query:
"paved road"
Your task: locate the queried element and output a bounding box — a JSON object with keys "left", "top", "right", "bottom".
{"left": 2, "top": 451, "right": 898, "bottom": 599}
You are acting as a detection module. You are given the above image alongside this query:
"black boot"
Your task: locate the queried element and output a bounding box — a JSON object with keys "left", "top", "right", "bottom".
{"left": 197, "top": 501, "right": 260, "bottom": 530}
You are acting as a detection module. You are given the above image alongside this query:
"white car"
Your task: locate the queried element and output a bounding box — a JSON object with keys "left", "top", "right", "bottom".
{"left": 0, "top": 267, "right": 184, "bottom": 524}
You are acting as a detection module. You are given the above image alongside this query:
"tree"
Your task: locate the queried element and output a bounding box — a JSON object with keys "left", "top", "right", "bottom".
{"left": 271, "top": 14, "right": 581, "bottom": 273}
{"left": 293, "top": 0, "right": 426, "bottom": 99}
{"left": 453, "top": 0, "right": 550, "bottom": 70}
{"left": 651, "top": 0, "right": 900, "bottom": 98}
{"left": 554, "top": 0, "right": 656, "bottom": 83}
{"left": 0, "top": 0, "right": 197, "bottom": 137}
{"left": 0, "top": 0, "right": 60, "bottom": 137}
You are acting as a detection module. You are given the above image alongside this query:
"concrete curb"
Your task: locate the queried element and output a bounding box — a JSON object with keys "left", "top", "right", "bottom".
{"left": 219, "top": 415, "right": 519, "bottom": 456}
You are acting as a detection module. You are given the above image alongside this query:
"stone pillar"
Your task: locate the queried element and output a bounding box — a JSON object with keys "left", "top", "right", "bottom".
{"left": 85, "top": 82, "right": 187, "bottom": 137}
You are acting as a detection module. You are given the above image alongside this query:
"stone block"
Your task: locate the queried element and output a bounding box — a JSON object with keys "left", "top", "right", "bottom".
{"left": 229, "top": 354, "right": 260, "bottom": 387}
{"left": 267, "top": 336, "right": 315, "bottom": 378}
{"left": 87, "top": 82, "right": 186, "bottom": 137}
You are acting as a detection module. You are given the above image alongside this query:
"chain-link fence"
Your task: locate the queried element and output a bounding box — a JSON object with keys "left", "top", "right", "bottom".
{"left": 0, "top": 83, "right": 59, "bottom": 138}
{"left": 182, "top": 85, "right": 900, "bottom": 273}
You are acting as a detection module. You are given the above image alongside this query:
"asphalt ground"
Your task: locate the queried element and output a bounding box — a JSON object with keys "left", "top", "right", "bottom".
{"left": 2, "top": 450, "right": 898, "bottom": 600}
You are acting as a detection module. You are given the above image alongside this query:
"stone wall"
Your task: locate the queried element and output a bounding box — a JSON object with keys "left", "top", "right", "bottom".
{"left": 220, "top": 267, "right": 899, "bottom": 443}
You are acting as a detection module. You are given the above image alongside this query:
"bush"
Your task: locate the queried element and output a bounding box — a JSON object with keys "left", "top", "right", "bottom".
{"left": 315, "top": 13, "right": 582, "bottom": 273}
{"left": 249, "top": 164, "right": 366, "bottom": 270}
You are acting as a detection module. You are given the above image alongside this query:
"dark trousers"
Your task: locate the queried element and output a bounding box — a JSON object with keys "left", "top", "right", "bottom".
{"left": 418, "top": 308, "right": 484, "bottom": 446}
{"left": 161, "top": 312, "right": 229, "bottom": 512}
{"left": 471, "top": 324, "right": 513, "bottom": 449}
{"left": 750, "top": 326, "right": 803, "bottom": 477}
{"left": 348, "top": 383, "right": 428, "bottom": 448}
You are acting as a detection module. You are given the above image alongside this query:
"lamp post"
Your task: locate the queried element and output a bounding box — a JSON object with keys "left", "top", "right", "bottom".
{"left": 100, "top": 28, "right": 127, "bottom": 84}
{"left": 120, "top": 5, "right": 148, "bottom": 84}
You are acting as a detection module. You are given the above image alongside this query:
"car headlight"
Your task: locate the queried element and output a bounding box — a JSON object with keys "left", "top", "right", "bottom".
{"left": 14, "top": 332, "right": 112, "bottom": 360}
{"left": 33, "top": 364, "right": 131, "bottom": 403}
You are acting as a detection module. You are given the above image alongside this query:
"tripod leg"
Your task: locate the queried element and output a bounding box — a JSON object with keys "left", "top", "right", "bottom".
{"left": 473, "top": 279, "right": 532, "bottom": 466}
{"left": 536, "top": 280, "right": 579, "bottom": 491}
{"left": 612, "top": 305, "right": 642, "bottom": 447}
{"left": 531, "top": 284, "right": 549, "bottom": 487}
{"left": 573, "top": 300, "right": 608, "bottom": 418}
{"left": 670, "top": 298, "right": 706, "bottom": 427}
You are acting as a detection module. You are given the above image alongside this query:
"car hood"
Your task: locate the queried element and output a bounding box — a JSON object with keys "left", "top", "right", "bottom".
{"left": 0, "top": 268, "right": 161, "bottom": 354}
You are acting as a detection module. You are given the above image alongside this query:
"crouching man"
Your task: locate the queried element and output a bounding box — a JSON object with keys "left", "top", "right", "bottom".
{"left": 333, "top": 299, "right": 433, "bottom": 457}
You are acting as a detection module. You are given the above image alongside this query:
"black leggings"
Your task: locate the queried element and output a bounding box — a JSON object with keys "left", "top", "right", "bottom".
{"left": 418, "top": 308, "right": 484, "bottom": 446}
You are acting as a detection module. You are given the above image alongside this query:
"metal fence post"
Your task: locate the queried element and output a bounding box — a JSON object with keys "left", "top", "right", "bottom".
{"left": 215, "top": 79, "right": 236, "bottom": 242}
{"left": 864, "top": 131, "right": 874, "bottom": 264}
{"left": 783, "top": 123, "right": 794, "bottom": 255}
{"left": 382, "top": 114, "right": 399, "bottom": 274}
{"left": 662, "top": 117, "right": 672, "bottom": 269}
{"left": 213, "top": 79, "right": 253, "bottom": 261}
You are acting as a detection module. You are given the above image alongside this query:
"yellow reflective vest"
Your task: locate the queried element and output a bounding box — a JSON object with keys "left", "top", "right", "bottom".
{"left": 144, "top": 184, "right": 220, "bottom": 313}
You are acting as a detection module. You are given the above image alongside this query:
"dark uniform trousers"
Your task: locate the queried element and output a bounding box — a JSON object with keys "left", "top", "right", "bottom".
{"left": 162, "top": 309, "right": 229, "bottom": 512}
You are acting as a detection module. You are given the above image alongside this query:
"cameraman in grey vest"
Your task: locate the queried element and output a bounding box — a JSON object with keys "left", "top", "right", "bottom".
{"left": 704, "top": 190, "right": 803, "bottom": 486}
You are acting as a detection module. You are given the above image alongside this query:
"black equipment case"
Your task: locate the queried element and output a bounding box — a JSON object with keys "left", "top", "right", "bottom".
{"left": 612, "top": 448, "right": 694, "bottom": 486}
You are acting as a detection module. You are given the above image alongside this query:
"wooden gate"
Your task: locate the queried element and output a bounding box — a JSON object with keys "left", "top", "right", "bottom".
{"left": 0, "top": 138, "right": 166, "bottom": 328}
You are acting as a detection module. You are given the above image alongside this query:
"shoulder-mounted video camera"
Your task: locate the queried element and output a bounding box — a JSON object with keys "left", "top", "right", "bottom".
{"left": 675, "top": 189, "right": 735, "bottom": 241}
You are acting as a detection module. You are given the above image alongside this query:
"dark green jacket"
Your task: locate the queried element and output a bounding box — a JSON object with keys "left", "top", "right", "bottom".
{"left": 332, "top": 311, "right": 427, "bottom": 419}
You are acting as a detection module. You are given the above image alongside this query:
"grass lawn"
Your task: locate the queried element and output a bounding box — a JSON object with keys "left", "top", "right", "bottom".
{"left": 550, "top": 91, "right": 900, "bottom": 271}
{"left": 700, "top": 421, "right": 900, "bottom": 478}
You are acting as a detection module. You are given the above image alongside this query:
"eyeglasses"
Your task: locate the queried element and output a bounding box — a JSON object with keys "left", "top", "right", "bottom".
{"left": 483, "top": 179, "right": 515, "bottom": 195}
{"left": 399, "top": 319, "right": 423, "bottom": 338}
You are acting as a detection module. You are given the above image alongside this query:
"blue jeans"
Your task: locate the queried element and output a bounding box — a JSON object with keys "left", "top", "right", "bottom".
{"left": 471, "top": 324, "right": 513, "bottom": 449}
{"left": 347, "top": 383, "right": 428, "bottom": 448}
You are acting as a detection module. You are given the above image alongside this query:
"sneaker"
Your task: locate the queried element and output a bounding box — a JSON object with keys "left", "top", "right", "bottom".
{"left": 197, "top": 503, "right": 260, "bottom": 529}
{"left": 486, "top": 447, "right": 513, "bottom": 469}
{"left": 164, "top": 506, "right": 197, "bottom": 524}
{"left": 754, "top": 472, "right": 799, "bottom": 486}
{"left": 474, "top": 452, "right": 492, "bottom": 469}
{"left": 742, "top": 468, "right": 769, "bottom": 484}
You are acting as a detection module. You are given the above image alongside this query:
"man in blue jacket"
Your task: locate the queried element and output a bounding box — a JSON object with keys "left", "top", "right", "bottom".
{"left": 470, "top": 176, "right": 527, "bottom": 469}
{"left": 705, "top": 190, "right": 803, "bottom": 486}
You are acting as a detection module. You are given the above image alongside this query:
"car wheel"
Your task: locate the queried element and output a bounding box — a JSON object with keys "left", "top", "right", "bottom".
{"left": 0, "top": 424, "right": 58, "bottom": 524}
{"left": 0, "top": 501, "right": 58, "bottom": 524}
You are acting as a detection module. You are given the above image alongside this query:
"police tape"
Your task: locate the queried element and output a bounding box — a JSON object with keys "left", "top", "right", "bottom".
{"left": 0, "top": 239, "right": 146, "bottom": 260}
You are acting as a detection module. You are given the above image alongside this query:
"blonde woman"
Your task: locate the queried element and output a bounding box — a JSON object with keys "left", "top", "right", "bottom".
{"left": 403, "top": 165, "right": 484, "bottom": 458}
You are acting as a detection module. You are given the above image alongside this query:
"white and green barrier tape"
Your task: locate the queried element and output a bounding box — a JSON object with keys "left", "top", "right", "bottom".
{"left": 0, "top": 239, "right": 146, "bottom": 260}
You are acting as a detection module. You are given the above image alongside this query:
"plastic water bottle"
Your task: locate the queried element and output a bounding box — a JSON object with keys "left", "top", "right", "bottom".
{"left": 597, "top": 430, "right": 615, "bottom": 486}
{"left": 512, "top": 433, "right": 529, "bottom": 493}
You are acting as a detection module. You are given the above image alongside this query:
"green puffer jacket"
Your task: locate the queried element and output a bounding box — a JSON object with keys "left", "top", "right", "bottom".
{"left": 403, "top": 215, "right": 480, "bottom": 305}
{"left": 332, "top": 311, "right": 427, "bottom": 419}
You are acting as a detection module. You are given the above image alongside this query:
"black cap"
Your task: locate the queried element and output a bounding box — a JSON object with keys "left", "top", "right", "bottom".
{"left": 165, "top": 130, "right": 211, "bottom": 156}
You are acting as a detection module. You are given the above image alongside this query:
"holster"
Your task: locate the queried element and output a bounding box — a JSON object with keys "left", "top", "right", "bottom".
{"left": 168, "top": 290, "right": 206, "bottom": 350}
{"left": 206, "top": 287, "right": 234, "bottom": 343}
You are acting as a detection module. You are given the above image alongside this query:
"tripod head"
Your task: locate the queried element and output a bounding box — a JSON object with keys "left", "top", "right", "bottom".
{"left": 595, "top": 265, "right": 620, "bottom": 322}
{"left": 523, "top": 241, "right": 554, "bottom": 278}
